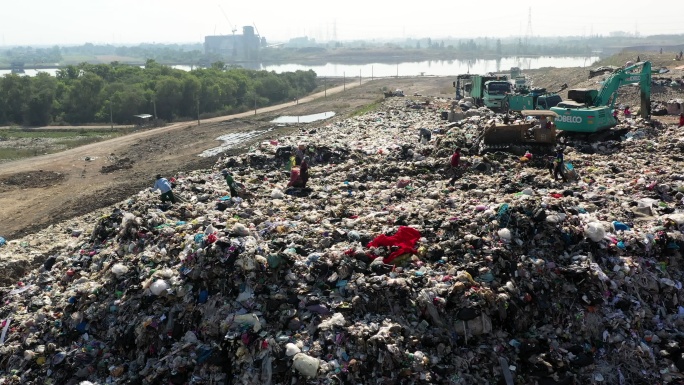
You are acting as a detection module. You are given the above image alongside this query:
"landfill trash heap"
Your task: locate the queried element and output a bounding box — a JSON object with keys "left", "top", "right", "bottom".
{"left": 2, "top": 97, "right": 684, "bottom": 385}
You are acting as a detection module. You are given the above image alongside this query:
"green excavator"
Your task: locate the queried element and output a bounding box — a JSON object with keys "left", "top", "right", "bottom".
{"left": 550, "top": 61, "right": 651, "bottom": 133}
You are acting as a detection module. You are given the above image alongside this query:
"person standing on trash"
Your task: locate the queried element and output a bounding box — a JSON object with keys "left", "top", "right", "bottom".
{"left": 448, "top": 147, "right": 462, "bottom": 186}
{"left": 552, "top": 147, "right": 567, "bottom": 182}
{"left": 151, "top": 174, "right": 177, "bottom": 204}
{"left": 418, "top": 127, "right": 432, "bottom": 144}
{"left": 294, "top": 143, "right": 306, "bottom": 165}
{"left": 299, "top": 156, "right": 310, "bottom": 187}
{"left": 624, "top": 106, "right": 631, "bottom": 120}
{"left": 613, "top": 108, "right": 619, "bottom": 123}
{"left": 288, "top": 156, "right": 310, "bottom": 188}
{"left": 221, "top": 169, "right": 239, "bottom": 198}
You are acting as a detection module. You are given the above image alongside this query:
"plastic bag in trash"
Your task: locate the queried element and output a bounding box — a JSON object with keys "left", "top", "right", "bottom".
{"left": 585, "top": 222, "right": 606, "bottom": 242}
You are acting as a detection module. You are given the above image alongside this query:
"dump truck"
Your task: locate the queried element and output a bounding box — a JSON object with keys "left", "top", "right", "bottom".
{"left": 502, "top": 84, "right": 567, "bottom": 112}
{"left": 453, "top": 74, "right": 510, "bottom": 110}
{"left": 509, "top": 67, "right": 528, "bottom": 91}
{"left": 550, "top": 61, "right": 651, "bottom": 133}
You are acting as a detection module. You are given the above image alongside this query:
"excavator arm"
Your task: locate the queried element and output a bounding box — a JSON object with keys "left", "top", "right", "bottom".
{"left": 554, "top": 83, "right": 568, "bottom": 94}
{"left": 593, "top": 61, "right": 651, "bottom": 118}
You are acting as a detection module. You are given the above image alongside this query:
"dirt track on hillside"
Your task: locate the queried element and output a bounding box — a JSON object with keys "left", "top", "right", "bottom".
{"left": 0, "top": 76, "right": 454, "bottom": 240}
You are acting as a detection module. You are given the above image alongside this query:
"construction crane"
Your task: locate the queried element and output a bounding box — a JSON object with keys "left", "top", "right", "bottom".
{"left": 253, "top": 22, "right": 264, "bottom": 46}
{"left": 218, "top": 4, "right": 238, "bottom": 58}
{"left": 218, "top": 5, "right": 237, "bottom": 35}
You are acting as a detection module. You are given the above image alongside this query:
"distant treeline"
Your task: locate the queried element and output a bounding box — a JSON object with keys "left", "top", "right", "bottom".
{"left": 0, "top": 60, "right": 318, "bottom": 126}
{"left": 5, "top": 34, "right": 684, "bottom": 69}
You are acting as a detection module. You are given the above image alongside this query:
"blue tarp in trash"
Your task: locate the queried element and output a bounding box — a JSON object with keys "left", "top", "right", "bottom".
{"left": 612, "top": 221, "right": 631, "bottom": 231}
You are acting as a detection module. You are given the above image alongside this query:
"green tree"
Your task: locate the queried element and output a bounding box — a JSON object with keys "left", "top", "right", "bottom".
{"left": 0, "top": 61, "right": 326, "bottom": 125}
{"left": 56, "top": 65, "right": 80, "bottom": 80}
{"left": 211, "top": 61, "right": 226, "bottom": 71}
{"left": 26, "top": 73, "right": 57, "bottom": 126}
{"left": 112, "top": 85, "right": 147, "bottom": 123}
{"left": 154, "top": 76, "right": 183, "bottom": 121}
{"left": 0, "top": 74, "right": 31, "bottom": 124}
{"left": 63, "top": 72, "right": 104, "bottom": 123}
{"left": 180, "top": 75, "right": 201, "bottom": 117}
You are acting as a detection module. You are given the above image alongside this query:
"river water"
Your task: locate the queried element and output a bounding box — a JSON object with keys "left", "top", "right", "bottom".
{"left": 1, "top": 56, "right": 599, "bottom": 78}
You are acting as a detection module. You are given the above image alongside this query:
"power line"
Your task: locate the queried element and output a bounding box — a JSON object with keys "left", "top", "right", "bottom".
{"left": 525, "top": 7, "right": 533, "bottom": 47}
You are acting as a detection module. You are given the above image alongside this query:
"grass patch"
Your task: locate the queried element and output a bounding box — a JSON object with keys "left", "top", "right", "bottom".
{"left": 0, "top": 148, "right": 46, "bottom": 161}
{"left": 95, "top": 55, "right": 143, "bottom": 63}
{"left": 60, "top": 54, "right": 97, "bottom": 64}
{"left": 0, "top": 130, "right": 121, "bottom": 162}
{"left": 0, "top": 128, "right": 119, "bottom": 140}
{"left": 54, "top": 135, "right": 118, "bottom": 149}
{"left": 350, "top": 99, "right": 383, "bottom": 117}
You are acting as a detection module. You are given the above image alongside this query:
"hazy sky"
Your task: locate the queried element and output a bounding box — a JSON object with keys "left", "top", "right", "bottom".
{"left": 1, "top": 0, "right": 678, "bottom": 46}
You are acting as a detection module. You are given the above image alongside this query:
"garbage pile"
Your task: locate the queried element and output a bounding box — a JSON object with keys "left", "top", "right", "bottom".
{"left": 3, "top": 97, "right": 684, "bottom": 385}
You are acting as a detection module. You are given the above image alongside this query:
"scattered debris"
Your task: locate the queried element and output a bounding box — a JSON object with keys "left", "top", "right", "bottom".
{"left": 1, "top": 96, "right": 684, "bottom": 385}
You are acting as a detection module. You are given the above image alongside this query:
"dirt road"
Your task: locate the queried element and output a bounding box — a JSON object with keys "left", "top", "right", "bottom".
{"left": 0, "top": 76, "right": 452, "bottom": 240}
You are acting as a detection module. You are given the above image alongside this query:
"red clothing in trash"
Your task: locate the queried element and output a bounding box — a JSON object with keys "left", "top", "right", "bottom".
{"left": 367, "top": 226, "right": 422, "bottom": 264}
{"left": 288, "top": 160, "right": 309, "bottom": 188}
{"left": 450, "top": 151, "right": 461, "bottom": 167}
{"left": 679, "top": 114, "right": 684, "bottom": 128}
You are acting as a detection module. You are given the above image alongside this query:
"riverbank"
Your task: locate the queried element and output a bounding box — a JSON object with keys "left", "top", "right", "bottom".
{"left": 0, "top": 51, "right": 598, "bottom": 71}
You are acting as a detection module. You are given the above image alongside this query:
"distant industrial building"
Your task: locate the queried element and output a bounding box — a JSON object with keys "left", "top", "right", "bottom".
{"left": 204, "top": 26, "right": 265, "bottom": 61}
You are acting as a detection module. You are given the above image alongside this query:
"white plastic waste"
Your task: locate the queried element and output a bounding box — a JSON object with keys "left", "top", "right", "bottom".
{"left": 231, "top": 223, "right": 250, "bottom": 236}
{"left": 285, "top": 343, "right": 301, "bottom": 356}
{"left": 270, "top": 189, "right": 285, "bottom": 199}
{"left": 149, "top": 279, "right": 169, "bottom": 296}
{"left": 111, "top": 263, "right": 128, "bottom": 277}
{"left": 585, "top": 222, "right": 606, "bottom": 242}
{"left": 497, "top": 228, "right": 512, "bottom": 242}
{"left": 318, "top": 312, "right": 346, "bottom": 329}
{"left": 232, "top": 313, "right": 262, "bottom": 332}
{"left": 183, "top": 331, "right": 198, "bottom": 344}
{"left": 292, "top": 353, "right": 320, "bottom": 377}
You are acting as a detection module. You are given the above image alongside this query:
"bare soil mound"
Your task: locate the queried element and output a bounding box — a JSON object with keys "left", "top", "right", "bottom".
{"left": 0, "top": 170, "right": 66, "bottom": 192}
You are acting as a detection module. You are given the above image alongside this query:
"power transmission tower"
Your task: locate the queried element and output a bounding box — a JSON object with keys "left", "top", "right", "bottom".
{"left": 524, "top": 7, "right": 533, "bottom": 50}
{"left": 333, "top": 19, "right": 337, "bottom": 41}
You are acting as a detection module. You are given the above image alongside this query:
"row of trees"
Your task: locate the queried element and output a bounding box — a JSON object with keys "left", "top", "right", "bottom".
{"left": 0, "top": 60, "right": 318, "bottom": 126}
{"left": 2, "top": 46, "right": 63, "bottom": 66}
{"left": 60, "top": 43, "right": 205, "bottom": 64}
